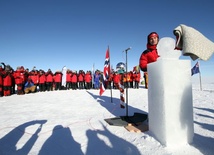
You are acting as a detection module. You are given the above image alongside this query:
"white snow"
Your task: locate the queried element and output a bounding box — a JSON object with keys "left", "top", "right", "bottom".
{"left": 0, "top": 80, "right": 214, "bottom": 155}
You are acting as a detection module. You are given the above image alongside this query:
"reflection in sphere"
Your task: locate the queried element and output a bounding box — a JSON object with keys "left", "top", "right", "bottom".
{"left": 116, "top": 62, "right": 126, "bottom": 73}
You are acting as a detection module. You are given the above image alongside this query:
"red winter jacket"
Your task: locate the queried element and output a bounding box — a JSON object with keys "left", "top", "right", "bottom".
{"left": 54, "top": 72, "right": 62, "bottom": 83}
{"left": 133, "top": 72, "right": 141, "bottom": 82}
{"left": 46, "top": 72, "right": 54, "bottom": 82}
{"left": 0, "top": 76, "right": 2, "bottom": 86}
{"left": 71, "top": 73, "right": 77, "bottom": 83}
{"left": 0, "top": 70, "right": 3, "bottom": 85}
{"left": 29, "top": 72, "right": 39, "bottom": 85}
{"left": 3, "top": 72, "right": 12, "bottom": 87}
{"left": 39, "top": 74, "right": 46, "bottom": 84}
{"left": 113, "top": 73, "right": 120, "bottom": 84}
{"left": 78, "top": 73, "right": 84, "bottom": 82}
{"left": 13, "top": 70, "right": 24, "bottom": 85}
{"left": 66, "top": 72, "right": 72, "bottom": 82}
{"left": 139, "top": 44, "right": 159, "bottom": 72}
{"left": 84, "top": 72, "right": 91, "bottom": 83}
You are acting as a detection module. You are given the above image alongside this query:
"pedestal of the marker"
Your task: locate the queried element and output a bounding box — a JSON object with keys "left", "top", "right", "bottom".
{"left": 148, "top": 59, "right": 194, "bottom": 147}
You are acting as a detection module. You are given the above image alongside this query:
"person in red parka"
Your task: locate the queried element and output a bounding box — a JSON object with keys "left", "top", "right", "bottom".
{"left": 71, "top": 71, "right": 77, "bottom": 90}
{"left": 113, "top": 72, "right": 120, "bottom": 89}
{"left": 133, "top": 71, "right": 141, "bottom": 89}
{"left": 29, "top": 69, "right": 39, "bottom": 90}
{"left": 66, "top": 70, "right": 72, "bottom": 90}
{"left": 0, "top": 64, "right": 5, "bottom": 96}
{"left": 84, "top": 71, "right": 92, "bottom": 90}
{"left": 54, "top": 71, "right": 62, "bottom": 90}
{"left": 2, "top": 65, "right": 13, "bottom": 96}
{"left": 13, "top": 67, "right": 25, "bottom": 95}
{"left": 139, "top": 32, "right": 159, "bottom": 89}
{"left": 45, "top": 69, "right": 54, "bottom": 91}
{"left": 78, "top": 70, "right": 84, "bottom": 89}
{"left": 39, "top": 69, "right": 46, "bottom": 92}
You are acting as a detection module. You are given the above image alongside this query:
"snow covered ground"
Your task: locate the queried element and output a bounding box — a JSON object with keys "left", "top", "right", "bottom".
{"left": 0, "top": 78, "right": 213, "bottom": 155}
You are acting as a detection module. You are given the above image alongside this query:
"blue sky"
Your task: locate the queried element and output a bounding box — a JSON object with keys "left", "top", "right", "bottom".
{"left": 0, "top": 0, "right": 213, "bottom": 77}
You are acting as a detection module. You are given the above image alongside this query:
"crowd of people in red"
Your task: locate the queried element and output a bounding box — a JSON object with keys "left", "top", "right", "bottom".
{"left": 0, "top": 62, "right": 141, "bottom": 97}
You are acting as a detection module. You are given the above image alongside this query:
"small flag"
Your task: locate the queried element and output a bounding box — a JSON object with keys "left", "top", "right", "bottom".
{"left": 133, "top": 65, "right": 140, "bottom": 73}
{"left": 103, "top": 47, "right": 110, "bottom": 81}
{"left": 99, "top": 80, "right": 105, "bottom": 96}
{"left": 191, "top": 62, "right": 200, "bottom": 76}
{"left": 100, "top": 47, "right": 110, "bottom": 96}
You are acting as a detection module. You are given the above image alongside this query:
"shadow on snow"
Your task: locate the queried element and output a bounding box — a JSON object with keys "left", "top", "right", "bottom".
{"left": 192, "top": 107, "right": 214, "bottom": 155}
{"left": 0, "top": 120, "right": 141, "bottom": 155}
{"left": 86, "top": 90, "right": 147, "bottom": 117}
{"left": 0, "top": 120, "right": 47, "bottom": 155}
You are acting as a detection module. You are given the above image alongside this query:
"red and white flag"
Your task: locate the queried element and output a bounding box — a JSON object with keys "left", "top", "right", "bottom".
{"left": 100, "top": 47, "right": 110, "bottom": 96}
{"left": 99, "top": 81, "right": 105, "bottom": 96}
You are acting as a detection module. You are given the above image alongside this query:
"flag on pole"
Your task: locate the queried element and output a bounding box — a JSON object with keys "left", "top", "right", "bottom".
{"left": 191, "top": 62, "right": 200, "bottom": 76}
{"left": 99, "top": 80, "right": 105, "bottom": 96}
{"left": 100, "top": 47, "right": 110, "bottom": 96}
{"left": 103, "top": 47, "right": 110, "bottom": 81}
{"left": 92, "top": 63, "right": 95, "bottom": 88}
{"left": 133, "top": 65, "right": 140, "bottom": 73}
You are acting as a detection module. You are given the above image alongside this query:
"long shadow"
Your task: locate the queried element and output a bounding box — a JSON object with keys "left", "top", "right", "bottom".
{"left": 85, "top": 123, "right": 141, "bottom": 155}
{"left": 192, "top": 133, "right": 214, "bottom": 155}
{"left": 179, "top": 89, "right": 214, "bottom": 154}
{"left": 0, "top": 120, "right": 47, "bottom": 155}
{"left": 139, "top": 85, "right": 147, "bottom": 89}
{"left": 192, "top": 106, "right": 214, "bottom": 154}
{"left": 193, "top": 106, "right": 214, "bottom": 154}
{"left": 194, "top": 107, "right": 214, "bottom": 114}
{"left": 86, "top": 90, "right": 147, "bottom": 117}
{"left": 194, "top": 121, "right": 214, "bottom": 132}
{"left": 179, "top": 84, "right": 214, "bottom": 155}
{"left": 38, "top": 125, "right": 83, "bottom": 155}
{"left": 195, "top": 113, "right": 214, "bottom": 119}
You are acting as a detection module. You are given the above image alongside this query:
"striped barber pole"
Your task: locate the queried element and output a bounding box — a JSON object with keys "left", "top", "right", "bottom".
{"left": 119, "top": 82, "right": 125, "bottom": 108}
{"left": 116, "top": 62, "right": 126, "bottom": 109}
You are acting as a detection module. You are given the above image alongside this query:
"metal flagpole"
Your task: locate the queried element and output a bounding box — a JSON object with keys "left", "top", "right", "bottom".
{"left": 124, "top": 47, "right": 131, "bottom": 116}
{"left": 199, "top": 72, "right": 202, "bottom": 91}
{"left": 92, "top": 63, "right": 94, "bottom": 89}
{"left": 108, "top": 46, "right": 113, "bottom": 103}
{"left": 198, "top": 61, "right": 202, "bottom": 91}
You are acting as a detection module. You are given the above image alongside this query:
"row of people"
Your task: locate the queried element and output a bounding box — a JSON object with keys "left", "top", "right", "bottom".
{"left": 0, "top": 63, "right": 141, "bottom": 97}
{"left": 94, "top": 69, "right": 141, "bottom": 90}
